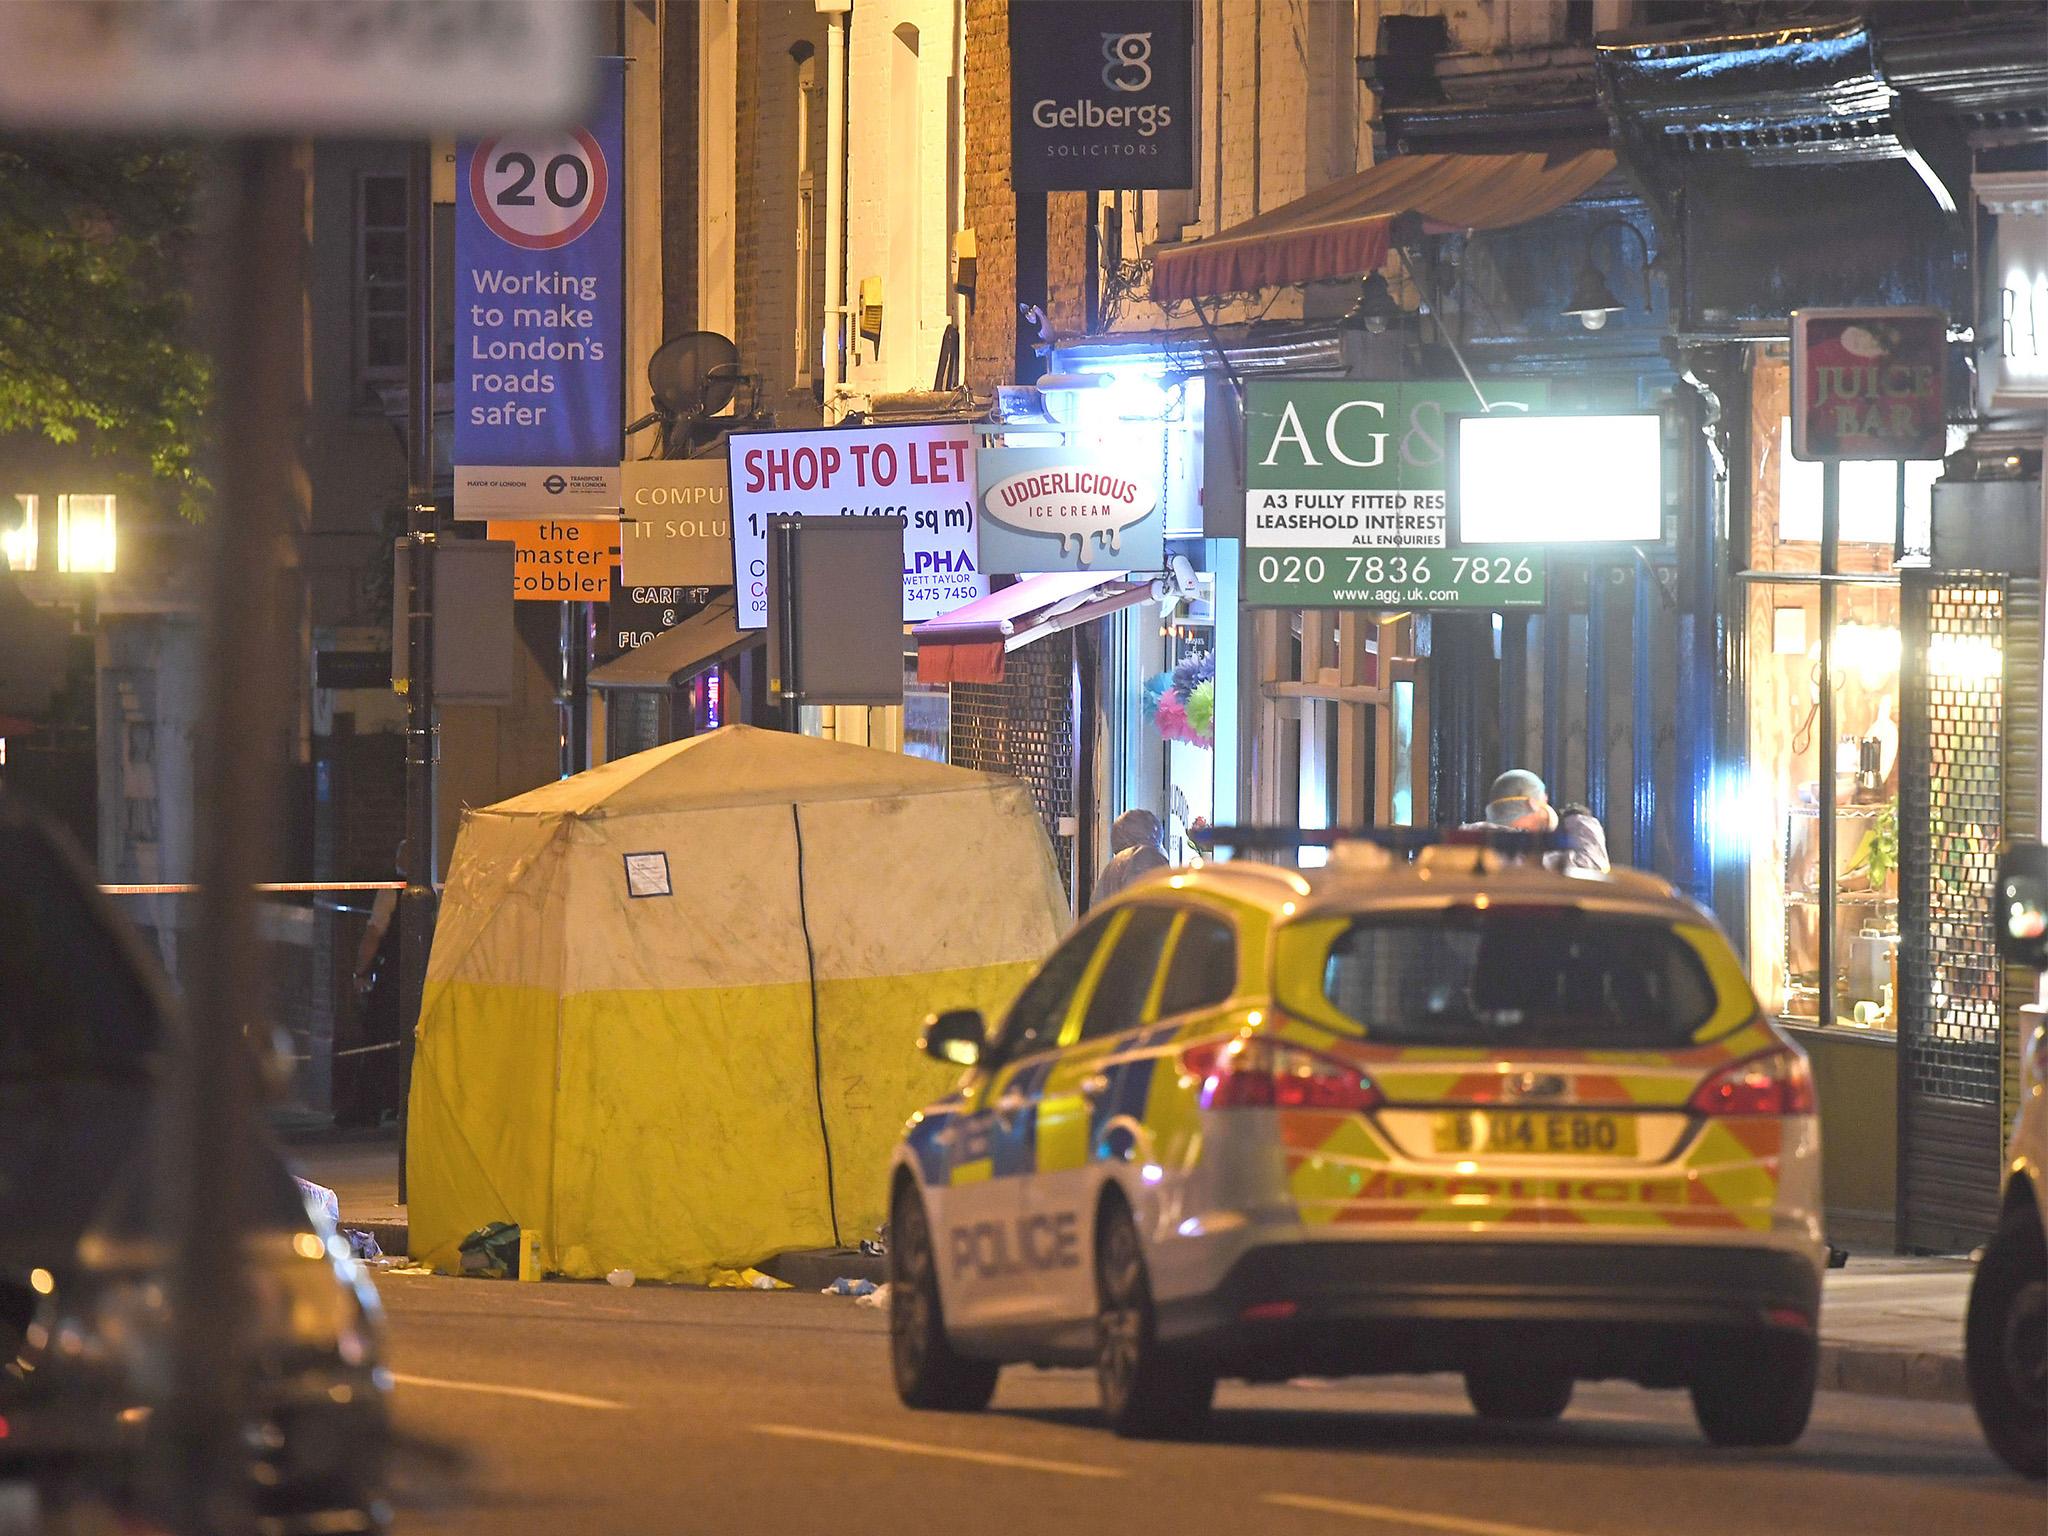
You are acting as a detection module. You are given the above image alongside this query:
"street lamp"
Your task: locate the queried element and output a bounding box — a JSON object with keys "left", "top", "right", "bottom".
{"left": 1341, "top": 272, "right": 1403, "bottom": 335}
{"left": 1562, "top": 218, "right": 1654, "bottom": 332}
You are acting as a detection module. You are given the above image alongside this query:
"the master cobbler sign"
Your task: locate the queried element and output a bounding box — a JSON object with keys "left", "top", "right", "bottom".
{"left": 1791, "top": 307, "right": 1948, "bottom": 462}
{"left": 1009, "top": 0, "right": 1192, "bottom": 192}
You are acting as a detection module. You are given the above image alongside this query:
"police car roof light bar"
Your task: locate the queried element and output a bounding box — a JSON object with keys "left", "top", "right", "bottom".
{"left": 1189, "top": 825, "right": 1565, "bottom": 859}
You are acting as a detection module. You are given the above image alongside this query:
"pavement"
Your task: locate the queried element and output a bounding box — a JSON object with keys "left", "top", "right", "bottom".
{"left": 283, "top": 1126, "right": 1979, "bottom": 1406}
{"left": 371, "top": 1273, "right": 2038, "bottom": 1536}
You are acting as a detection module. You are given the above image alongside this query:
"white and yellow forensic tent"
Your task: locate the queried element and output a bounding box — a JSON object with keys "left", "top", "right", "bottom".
{"left": 409, "top": 725, "right": 1069, "bottom": 1281}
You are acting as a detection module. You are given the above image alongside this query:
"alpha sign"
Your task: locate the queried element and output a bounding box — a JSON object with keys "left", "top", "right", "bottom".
{"left": 726, "top": 423, "right": 986, "bottom": 629}
{"left": 1243, "top": 381, "right": 1548, "bottom": 609}
{"left": 1009, "top": 0, "right": 1193, "bottom": 191}
{"left": 1791, "top": 307, "right": 1947, "bottom": 461}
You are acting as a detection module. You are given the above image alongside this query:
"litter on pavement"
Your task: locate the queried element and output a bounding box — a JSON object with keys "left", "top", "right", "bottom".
{"left": 607, "top": 1269, "right": 636, "bottom": 1288}
{"left": 708, "top": 1267, "right": 791, "bottom": 1291}
{"left": 821, "top": 1277, "right": 879, "bottom": 1297}
{"left": 456, "top": 1221, "right": 522, "bottom": 1279}
{"left": 295, "top": 1176, "right": 341, "bottom": 1226}
{"left": 854, "top": 1284, "right": 890, "bottom": 1310}
{"left": 343, "top": 1229, "right": 383, "bottom": 1261}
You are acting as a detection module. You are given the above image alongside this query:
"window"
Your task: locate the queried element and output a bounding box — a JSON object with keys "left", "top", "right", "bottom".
{"left": 1156, "top": 911, "right": 1237, "bottom": 1017}
{"left": 1308, "top": 912, "right": 1719, "bottom": 1049}
{"left": 56, "top": 494, "right": 115, "bottom": 573}
{"left": 793, "top": 46, "right": 818, "bottom": 386}
{"left": 1080, "top": 906, "right": 1179, "bottom": 1041}
{"left": 885, "top": 24, "right": 921, "bottom": 368}
{"left": 356, "top": 172, "right": 409, "bottom": 397}
{"left": 998, "top": 915, "right": 1112, "bottom": 1060}
{"left": 1743, "top": 352, "right": 1909, "bottom": 1032}
{"left": 3, "top": 495, "right": 34, "bottom": 572}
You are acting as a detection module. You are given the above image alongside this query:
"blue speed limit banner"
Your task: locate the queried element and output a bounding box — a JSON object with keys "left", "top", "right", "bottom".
{"left": 454, "top": 58, "right": 624, "bottom": 521}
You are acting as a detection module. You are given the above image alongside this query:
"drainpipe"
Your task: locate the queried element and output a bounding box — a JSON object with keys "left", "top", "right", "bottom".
{"left": 818, "top": 0, "right": 852, "bottom": 419}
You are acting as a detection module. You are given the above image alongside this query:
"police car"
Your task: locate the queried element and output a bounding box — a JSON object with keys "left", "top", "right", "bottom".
{"left": 886, "top": 830, "right": 1825, "bottom": 1442}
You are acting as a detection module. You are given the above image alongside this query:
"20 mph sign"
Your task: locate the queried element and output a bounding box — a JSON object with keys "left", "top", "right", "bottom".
{"left": 471, "top": 131, "right": 610, "bottom": 251}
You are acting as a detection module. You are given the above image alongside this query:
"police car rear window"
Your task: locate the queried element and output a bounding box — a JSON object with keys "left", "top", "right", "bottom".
{"left": 1311, "top": 909, "right": 1717, "bottom": 1048}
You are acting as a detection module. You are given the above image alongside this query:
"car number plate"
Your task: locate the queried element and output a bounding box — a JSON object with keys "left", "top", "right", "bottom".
{"left": 1431, "top": 1110, "right": 1636, "bottom": 1157}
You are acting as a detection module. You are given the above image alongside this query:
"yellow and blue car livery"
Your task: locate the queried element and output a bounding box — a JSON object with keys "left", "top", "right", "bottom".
{"left": 887, "top": 840, "right": 1827, "bottom": 1445}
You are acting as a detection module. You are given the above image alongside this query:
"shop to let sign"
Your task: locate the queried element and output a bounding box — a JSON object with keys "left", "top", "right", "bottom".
{"left": 726, "top": 423, "right": 985, "bottom": 630}
{"left": 489, "top": 519, "right": 618, "bottom": 600}
{"left": 453, "top": 59, "right": 624, "bottom": 519}
{"left": 1243, "top": 380, "right": 1548, "bottom": 609}
{"left": 1790, "top": 307, "right": 1947, "bottom": 461}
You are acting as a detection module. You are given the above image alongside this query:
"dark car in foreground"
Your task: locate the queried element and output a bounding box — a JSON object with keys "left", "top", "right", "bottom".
{"left": 0, "top": 794, "right": 390, "bottom": 1531}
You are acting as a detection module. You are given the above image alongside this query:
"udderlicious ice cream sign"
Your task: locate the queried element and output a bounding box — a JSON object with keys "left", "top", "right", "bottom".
{"left": 1008, "top": 0, "right": 1193, "bottom": 191}
{"left": 977, "top": 448, "right": 1163, "bottom": 574}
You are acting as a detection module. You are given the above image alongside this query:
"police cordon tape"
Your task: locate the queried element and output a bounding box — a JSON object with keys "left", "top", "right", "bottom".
{"left": 99, "top": 881, "right": 410, "bottom": 895}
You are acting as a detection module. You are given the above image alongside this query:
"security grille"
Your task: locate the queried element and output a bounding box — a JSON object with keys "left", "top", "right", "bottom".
{"left": 2002, "top": 578, "right": 2043, "bottom": 1131}
{"left": 1899, "top": 575, "right": 2007, "bottom": 1249}
{"left": 948, "top": 633, "right": 1076, "bottom": 900}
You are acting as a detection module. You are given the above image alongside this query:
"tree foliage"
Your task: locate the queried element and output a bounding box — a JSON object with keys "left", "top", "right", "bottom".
{"left": 0, "top": 137, "right": 211, "bottom": 520}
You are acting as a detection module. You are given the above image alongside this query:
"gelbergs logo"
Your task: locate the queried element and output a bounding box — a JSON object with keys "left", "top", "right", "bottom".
{"left": 1101, "top": 32, "right": 1153, "bottom": 92}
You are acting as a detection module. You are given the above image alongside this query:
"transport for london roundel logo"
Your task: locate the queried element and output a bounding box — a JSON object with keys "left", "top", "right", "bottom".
{"left": 470, "top": 129, "right": 610, "bottom": 252}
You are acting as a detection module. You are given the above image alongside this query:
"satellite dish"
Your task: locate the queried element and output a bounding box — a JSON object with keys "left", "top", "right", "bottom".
{"left": 647, "top": 331, "right": 740, "bottom": 422}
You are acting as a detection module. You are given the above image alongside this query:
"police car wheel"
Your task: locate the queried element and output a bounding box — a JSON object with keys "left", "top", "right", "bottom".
{"left": 1464, "top": 1370, "right": 1574, "bottom": 1422}
{"left": 1690, "top": 1333, "right": 1816, "bottom": 1448}
{"left": 889, "top": 1185, "right": 999, "bottom": 1411}
{"left": 1965, "top": 1207, "right": 2048, "bottom": 1479}
{"left": 1095, "top": 1200, "right": 1214, "bottom": 1439}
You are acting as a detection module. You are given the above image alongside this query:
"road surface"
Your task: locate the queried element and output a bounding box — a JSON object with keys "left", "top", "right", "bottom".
{"left": 374, "top": 1272, "right": 2040, "bottom": 1536}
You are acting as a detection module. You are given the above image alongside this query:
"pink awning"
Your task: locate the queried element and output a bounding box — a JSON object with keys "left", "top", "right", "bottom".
{"left": 1151, "top": 149, "right": 1617, "bottom": 302}
{"left": 914, "top": 572, "right": 1155, "bottom": 685}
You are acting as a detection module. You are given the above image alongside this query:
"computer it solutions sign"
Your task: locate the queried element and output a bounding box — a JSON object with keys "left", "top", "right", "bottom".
{"left": 1009, "top": 0, "right": 1192, "bottom": 191}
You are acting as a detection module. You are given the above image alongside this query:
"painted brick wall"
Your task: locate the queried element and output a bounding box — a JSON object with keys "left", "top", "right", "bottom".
{"left": 963, "top": 0, "right": 1014, "bottom": 392}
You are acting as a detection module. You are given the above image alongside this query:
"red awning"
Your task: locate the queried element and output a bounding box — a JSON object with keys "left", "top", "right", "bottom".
{"left": 914, "top": 572, "right": 1156, "bottom": 685}
{"left": 1150, "top": 149, "right": 1617, "bottom": 302}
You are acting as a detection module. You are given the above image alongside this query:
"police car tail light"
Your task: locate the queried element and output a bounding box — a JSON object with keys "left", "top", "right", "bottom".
{"left": 1181, "top": 1037, "right": 1382, "bottom": 1113}
{"left": 1686, "top": 1046, "right": 1815, "bottom": 1117}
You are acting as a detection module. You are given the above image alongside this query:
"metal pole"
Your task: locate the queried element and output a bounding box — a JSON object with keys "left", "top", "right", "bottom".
{"left": 397, "top": 142, "right": 438, "bottom": 1205}
{"left": 169, "top": 137, "right": 300, "bottom": 1536}
{"left": 1818, "top": 460, "right": 1840, "bottom": 1029}
{"left": 1587, "top": 564, "right": 1608, "bottom": 823}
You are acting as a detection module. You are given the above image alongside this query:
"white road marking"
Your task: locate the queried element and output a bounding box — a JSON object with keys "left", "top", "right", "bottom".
{"left": 389, "top": 1372, "right": 625, "bottom": 1411}
{"left": 751, "top": 1423, "right": 1124, "bottom": 1479}
{"left": 1265, "top": 1493, "right": 1590, "bottom": 1536}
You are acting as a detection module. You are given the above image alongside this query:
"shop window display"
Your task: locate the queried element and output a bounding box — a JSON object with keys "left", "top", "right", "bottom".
{"left": 1743, "top": 354, "right": 1933, "bottom": 1032}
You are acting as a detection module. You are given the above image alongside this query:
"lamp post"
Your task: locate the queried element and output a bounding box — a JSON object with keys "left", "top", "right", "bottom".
{"left": 1563, "top": 218, "right": 1655, "bottom": 331}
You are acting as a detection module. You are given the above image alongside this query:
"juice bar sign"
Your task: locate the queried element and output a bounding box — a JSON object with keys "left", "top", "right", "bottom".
{"left": 1243, "top": 381, "right": 1547, "bottom": 609}
{"left": 1791, "top": 307, "right": 1947, "bottom": 461}
{"left": 1009, "top": 0, "right": 1192, "bottom": 191}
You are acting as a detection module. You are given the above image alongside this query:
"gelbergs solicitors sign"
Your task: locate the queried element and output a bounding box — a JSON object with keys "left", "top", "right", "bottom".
{"left": 1009, "top": 0, "right": 1192, "bottom": 191}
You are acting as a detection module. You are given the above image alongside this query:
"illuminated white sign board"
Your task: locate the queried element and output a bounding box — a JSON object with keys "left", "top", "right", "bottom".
{"left": 1975, "top": 172, "right": 2048, "bottom": 409}
{"left": 1451, "top": 413, "right": 1663, "bottom": 546}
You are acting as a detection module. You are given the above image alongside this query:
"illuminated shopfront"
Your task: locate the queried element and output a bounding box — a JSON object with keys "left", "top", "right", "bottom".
{"left": 1741, "top": 352, "right": 1941, "bottom": 1036}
